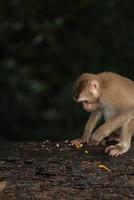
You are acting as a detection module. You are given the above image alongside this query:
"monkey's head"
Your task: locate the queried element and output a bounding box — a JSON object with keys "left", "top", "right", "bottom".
{"left": 73, "top": 73, "right": 101, "bottom": 112}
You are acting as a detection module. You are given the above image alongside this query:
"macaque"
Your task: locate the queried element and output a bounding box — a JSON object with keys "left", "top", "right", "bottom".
{"left": 71, "top": 72, "right": 134, "bottom": 156}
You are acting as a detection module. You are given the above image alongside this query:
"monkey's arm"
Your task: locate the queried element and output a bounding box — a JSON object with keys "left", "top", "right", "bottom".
{"left": 82, "top": 109, "right": 102, "bottom": 141}
{"left": 90, "top": 109, "right": 134, "bottom": 145}
{"left": 71, "top": 109, "right": 102, "bottom": 145}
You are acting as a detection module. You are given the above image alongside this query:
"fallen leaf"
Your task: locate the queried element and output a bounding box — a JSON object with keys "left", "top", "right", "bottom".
{"left": 98, "top": 164, "right": 111, "bottom": 172}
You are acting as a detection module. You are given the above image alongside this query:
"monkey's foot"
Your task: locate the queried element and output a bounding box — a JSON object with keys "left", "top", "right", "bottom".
{"left": 105, "top": 144, "right": 129, "bottom": 157}
{"left": 71, "top": 138, "right": 87, "bottom": 146}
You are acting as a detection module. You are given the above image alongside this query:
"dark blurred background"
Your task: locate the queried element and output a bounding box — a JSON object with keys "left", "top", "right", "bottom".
{"left": 0, "top": 0, "right": 134, "bottom": 141}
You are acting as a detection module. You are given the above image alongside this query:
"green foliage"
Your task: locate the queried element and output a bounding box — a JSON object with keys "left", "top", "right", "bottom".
{"left": 0, "top": 0, "right": 134, "bottom": 140}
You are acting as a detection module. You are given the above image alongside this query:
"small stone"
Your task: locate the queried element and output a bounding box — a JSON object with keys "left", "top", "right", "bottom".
{"left": 64, "top": 140, "right": 69, "bottom": 143}
{"left": 56, "top": 143, "right": 60, "bottom": 148}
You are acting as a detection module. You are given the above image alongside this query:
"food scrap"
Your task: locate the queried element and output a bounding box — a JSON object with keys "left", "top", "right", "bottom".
{"left": 73, "top": 143, "right": 89, "bottom": 154}
{"left": 75, "top": 143, "right": 83, "bottom": 149}
{"left": 101, "top": 139, "right": 106, "bottom": 146}
{"left": 98, "top": 164, "right": 111, "bottom": 172}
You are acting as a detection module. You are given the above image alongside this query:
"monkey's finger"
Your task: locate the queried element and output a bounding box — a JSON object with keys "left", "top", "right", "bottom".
{"left": 114, "top": 149, "right": 125, "bottom": 157}
{"left": 111, "top": 151, "right": 121, "bottom": 157}
{"left": 115, "top": 152, "right": 120, "bottom": 157}
{"left": 89, "top": 140, "right": 94, "bottom": 146}
{"left": 86, "top": 138, "right": 90, "bottom": 144}
{"left": 105, "top": 145, "right": 115, "bottom": 154}
{"left": 109, "top": 149, "right": 118, "bottom": 157}
{"left": 71, "top": 139, "right": 84, "bottom": 146}
{"left": 109, "top": 147, "right": 122, "bottom": 157}
{"left": 94, "top": 141, "right": 100, "bottom": 146}
{"left": 90, "top": 139, "right": 99, "bottom": 146}
{"left": 96, "top": 140, "right": 101, "bottom": 145}
{"left": 89, "top": 139, "right": 95, "bottom": 146}
{"left": 71, "top": 140, "right": 80, "bottom": 146}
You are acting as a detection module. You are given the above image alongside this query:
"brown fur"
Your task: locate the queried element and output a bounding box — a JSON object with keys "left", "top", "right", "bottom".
{"left": 71, "top": 72, "right": 134, "bottom": 156}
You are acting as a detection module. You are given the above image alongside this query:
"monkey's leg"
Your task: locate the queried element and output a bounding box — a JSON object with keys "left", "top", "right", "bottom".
{"left": 71, "top": 109, "right": 102, "bottom": 145}
{"left": 105, "top": 119, "right": 134, "bottom": 156}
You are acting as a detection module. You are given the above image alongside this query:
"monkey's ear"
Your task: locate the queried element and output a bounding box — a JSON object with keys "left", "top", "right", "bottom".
{"left": 89, "top": 80, "right": 100, "bottom": 95}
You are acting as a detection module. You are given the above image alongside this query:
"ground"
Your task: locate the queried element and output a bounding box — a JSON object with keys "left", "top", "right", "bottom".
{"left": 0, "top": 141, "right": 133, "bottom": 199}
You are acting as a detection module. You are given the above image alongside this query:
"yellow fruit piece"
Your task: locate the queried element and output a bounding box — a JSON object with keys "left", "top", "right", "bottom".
{"left": 79, "top": 144, "right": 83, "bottom": 148}
{"left": 98, "top": 164, "right": 111, "bottom": 172}
{"left": 84, "top": 150, "right": 88, "bottom": 154}
{"left": 75, "top": 143, "right": 83, "bottom": 149}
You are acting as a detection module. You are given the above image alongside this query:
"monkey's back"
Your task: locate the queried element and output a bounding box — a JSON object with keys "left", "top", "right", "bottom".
{"left": 98, "top": 72, "right": 134, "bottom": 109}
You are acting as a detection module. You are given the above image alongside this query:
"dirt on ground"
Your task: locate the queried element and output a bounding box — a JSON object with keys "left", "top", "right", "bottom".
{"left": 0, "top": 141, "right": 133, "bottom": 199}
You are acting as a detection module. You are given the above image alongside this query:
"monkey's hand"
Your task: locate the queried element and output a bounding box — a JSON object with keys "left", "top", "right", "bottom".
{"left": 71, "top": 137, "right": 88, "bottom": 146}
{"left": 90, "top": 130, "right": 104, "bottom": 146}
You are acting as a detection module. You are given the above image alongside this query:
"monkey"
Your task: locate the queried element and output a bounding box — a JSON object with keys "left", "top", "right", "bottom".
{"left": 71, "top": 72, "right": 134, "bottom": 156}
